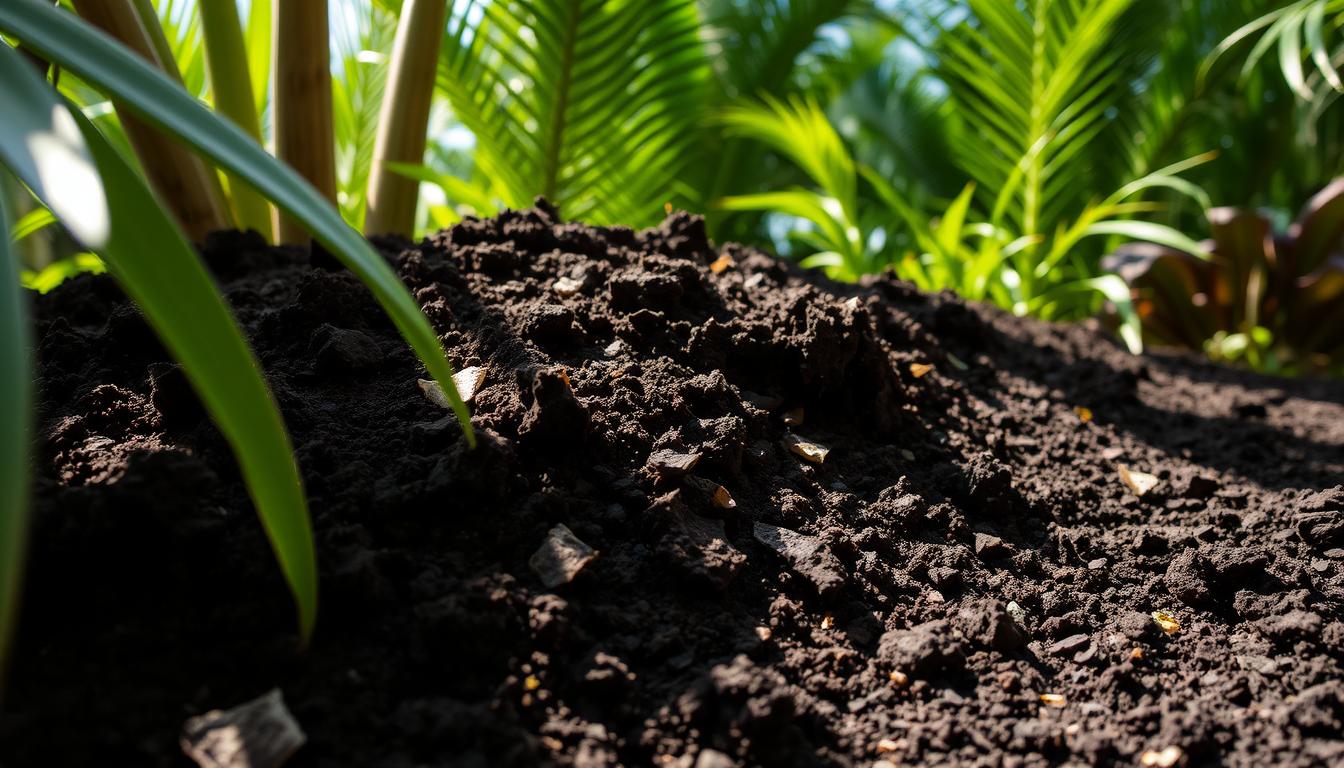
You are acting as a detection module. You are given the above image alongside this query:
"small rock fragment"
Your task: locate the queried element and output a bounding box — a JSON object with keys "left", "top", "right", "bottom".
{"left": 1049, "top": 634, "right": 1091, "bottom": 656}
{"left": 877, "top": 620, "right": 966, "bottom": 676}
{"left": 784, "top": 433, "right": 830, "bottom": 464}
{"left": 552, "top": 275, "right": 584, "bottom": 297}
{"left": 313, "top": 326, "right": 382, "bottom": 373}
{"left": 974, "top": 532, "right": 1008, "bottom": 559}
{"left": 655, "top": 497, "right": 746, "bottom": 590}
{"left": 646, "top": 448, "right": 702, "bottom": 477}
{"left": 529, "top": 524, "right": 598, "bottom": 588}
{"left": 955, "top": 599, "right": 1026, "bottom": 651}
{"left": 753, "top": 521, "right": 847, "bottom": 597}
{"left": 1118, "top": 464, "right": 1160, "bottom": 497}
{"left": 181, "top": 689, "right": 305, "bottom": 768}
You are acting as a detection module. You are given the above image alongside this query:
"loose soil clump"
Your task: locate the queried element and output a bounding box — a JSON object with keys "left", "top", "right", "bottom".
{"left": 4, "top": 203, "right": 1344, "bottom": 766}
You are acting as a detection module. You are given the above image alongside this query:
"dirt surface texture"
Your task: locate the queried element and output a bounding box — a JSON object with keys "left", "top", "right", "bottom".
{"left": 4, "top": 202, "right": 1344, "bottom": 768}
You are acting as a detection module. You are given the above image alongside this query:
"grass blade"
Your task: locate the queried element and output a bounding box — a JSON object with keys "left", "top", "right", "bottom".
{"left": 2, "top": 41, "right": 317, "bottom": 639}
{"left": 1085, "top": 220, "right": 1211, "bottom": 259}
{"left": 83, "top": 114, "right": 318, "bottom": 642}
{"left": 0, "top": 1, "right": 476, "bottom": 444}
{"left": 8, "top": 207, "right": 58, "bottom": 242}
{"left": 0, "top": 189, "right": 32, "bottom": 693}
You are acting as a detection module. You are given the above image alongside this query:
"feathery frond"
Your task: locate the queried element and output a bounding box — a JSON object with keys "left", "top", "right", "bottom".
{"left": 436, "top": 0, "right": 712, "bottom": 226}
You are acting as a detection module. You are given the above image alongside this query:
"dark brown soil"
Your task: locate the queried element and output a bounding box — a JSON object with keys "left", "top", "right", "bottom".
{"left": 3, "top": 203, "right": 1344, "bottom": 767}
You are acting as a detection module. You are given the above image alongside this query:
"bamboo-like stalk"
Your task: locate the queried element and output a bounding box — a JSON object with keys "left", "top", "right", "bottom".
{"left": 129, "top": 0, "right": 183, "bottom": 86}
{"left": 72, "top": 0, "right": 231, "bottom": 241}
{"left": 199, "top": 0, "right": 274, "bottom": 241}
{"left": 273, "top": 0, "right": 337, "bottom": 244}
{"left": 363, "top": 0, "right": 447, "bottom": 237}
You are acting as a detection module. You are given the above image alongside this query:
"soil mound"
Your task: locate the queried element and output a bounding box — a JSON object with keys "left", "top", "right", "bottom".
{"left": 4, "top": 203, "right": 1344, "bottom": 766}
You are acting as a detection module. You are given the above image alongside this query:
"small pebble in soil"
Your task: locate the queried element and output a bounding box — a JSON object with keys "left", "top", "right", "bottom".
{"left": 180, "top": 689, "right": 305, "bottom": 768}
{"left": 529, "top": 524, "right": 598, "bottom": 588}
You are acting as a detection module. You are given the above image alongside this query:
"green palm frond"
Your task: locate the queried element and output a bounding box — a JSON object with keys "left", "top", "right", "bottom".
{"left": 436, "top": 0, "right": 712, "bottom": 226}
{"left": 935, "top": 0, "right": 1157, "bottom": 236}
{"left": 700, "top": 0, "right": 886, "bottom": 99}
{"left": 1204, "top": 0, "right": 1344, "bottom": 102}
{"left": 332, "top": 0, "right": 398, "bottom": 228}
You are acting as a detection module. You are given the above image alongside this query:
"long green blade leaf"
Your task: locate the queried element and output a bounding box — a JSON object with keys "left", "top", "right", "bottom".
{"left": 1085, "top": 220, "right": 1211, "bottom": 259}
{"left": 80, "top": 114, "right": 318, "bottom": 641}
{"left": 0, "top": 186, "right": 32, "bottom": 692}
{"left": 0, "top": 36, "right": 317, "bottom": 642}
{"left": 0, "top": 2, "right": 475, "bottom": 445}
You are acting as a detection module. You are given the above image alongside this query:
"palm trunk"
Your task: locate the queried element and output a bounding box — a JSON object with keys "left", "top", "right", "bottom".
{"left": 273, "top": 0, "right": 337, "bottom": 244}
{"left": 72, "top": 0, "right": 231, "bottom": 242}
{"left": 199, "top": 0, "right": 275, "bottom": 241}
{"left": 363, "top": 0, "right": 447, "bottom": 237}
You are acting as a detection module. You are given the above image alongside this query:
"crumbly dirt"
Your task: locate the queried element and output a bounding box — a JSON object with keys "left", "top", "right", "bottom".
{"left": 3, "top": 202, "right": 1343, "bottom": 767}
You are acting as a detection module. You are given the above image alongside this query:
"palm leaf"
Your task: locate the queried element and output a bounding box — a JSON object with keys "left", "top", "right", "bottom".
{"left": 437, "top": 0, "right": 712, "bottom": 225}
{"left": 332, "top": 0, "right": 399, "bottom": 228}
{"left": 699, "top": 0, "right": 885, "bottom": 99}
{"left": 936, "top": 0, "right": 1151, "bottom": 237}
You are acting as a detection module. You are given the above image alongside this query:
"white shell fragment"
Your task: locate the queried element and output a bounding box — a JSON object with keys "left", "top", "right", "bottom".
{"left": 181, "top": 689, "right": 305, "bottom": 768}
{"left": 553, "top": 276, "right": 584, "bottom": 297}
{"left": 529, "top": 524, "right": 598, "bottom": 588}
{"left": 1140, "top": 746, "right": 1184, "bottom": 767}
{"left": 784, "top": 433, "right": 830, "bottom": 464}
{"left": 1117, "top": 464, "right": 1160, "bottom": 497}
{"left": 418, "top": 365, "right": 487, "bottom": 408}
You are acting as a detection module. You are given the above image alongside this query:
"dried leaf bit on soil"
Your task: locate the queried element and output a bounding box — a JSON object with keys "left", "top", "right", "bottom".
{"left": 529, "top": 524, "right": 598, "bottom": 588}
{"left": 180, "top": 689, "right": 305, "bottom": 768}
{"left": 1152, "top": 611, "right": 1181, "bottom": 635}
{"left": 1118, "top": 463, "right": 1160, "bottom": 497}
{"left": 418, "top": 365, "right": 487, "bottom": 407}
{"left": 784, "top": 433, "right": 830, "bottom": 464}
{"left": 646, "top": 448, "right": 702, "bottom": 478}
{"left": 1038, "top": 693, "right": 1067, "bottom": 708}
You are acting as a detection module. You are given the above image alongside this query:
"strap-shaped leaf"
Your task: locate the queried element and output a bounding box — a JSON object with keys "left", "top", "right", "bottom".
{"left": 0, "top": 188, "right": 32, "bottom": 691}
{"left": 0, "top": 39, "right": 317, "bottom": 640}
{"left": 0, "top": 1, "right": 475, "bottom": 445}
